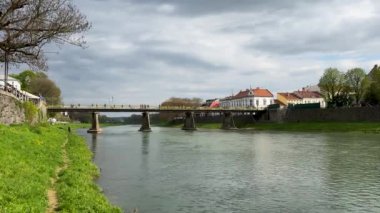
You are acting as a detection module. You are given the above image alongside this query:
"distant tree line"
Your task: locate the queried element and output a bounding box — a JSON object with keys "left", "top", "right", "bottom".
{"left": 160, "top": 97, "right": 203, "bottom": 120}
{"left": 319, "top": 65, "right": 380, "bottom": 107}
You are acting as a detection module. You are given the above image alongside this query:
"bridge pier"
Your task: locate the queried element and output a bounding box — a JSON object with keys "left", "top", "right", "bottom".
{"left": 139, "top": 112, "right": 152, "bottom": 132}
{"left": 182, "top": 111, "right": 197, "bottom": 131}
{"left": 87, "top": 112, "right": 102, "bottom": 133}
{"left": 221, "top": 112, "right": 237, "bottom": 130}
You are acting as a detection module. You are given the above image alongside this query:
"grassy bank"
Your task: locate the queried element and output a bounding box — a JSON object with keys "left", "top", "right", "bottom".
{"left": 0, "top": 124, "right": 120, "bottom": 212}
{"left": 244, "top": 122, "right": 380, "bottom": 133}
{"left": 56, "top": 130, "right": 121, "bottom": 212}
{"left": 158, "top": 121, "right": 380, "bottom": 133}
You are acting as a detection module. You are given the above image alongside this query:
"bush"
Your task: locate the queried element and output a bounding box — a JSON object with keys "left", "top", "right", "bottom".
{"left": 23, "top": 102, "right": 38, "bottom": 124}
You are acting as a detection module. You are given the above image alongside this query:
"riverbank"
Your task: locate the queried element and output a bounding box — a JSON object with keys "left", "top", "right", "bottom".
{"left": 158, "top": 121, "right": 380, "bottom": 133}
{"left": 0, "top": 124, "right": 121, "bottom": 212}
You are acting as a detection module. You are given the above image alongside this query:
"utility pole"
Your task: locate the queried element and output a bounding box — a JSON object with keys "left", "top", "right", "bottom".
{"left": 3, "top": 30, "right": 11, "bottom": 92}
{"left": 3, "top": 51, "right": 9, "bottom": 91}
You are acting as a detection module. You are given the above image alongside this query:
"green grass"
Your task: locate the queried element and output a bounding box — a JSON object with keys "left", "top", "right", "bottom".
{"left": 0, "top": 124, "right": 65, "bottom": 212}
{"left": 56, "top": 132, "right": 121, "bottom": 212}
{"left": 0, "top": 124, "right": 121, "bottom": 212}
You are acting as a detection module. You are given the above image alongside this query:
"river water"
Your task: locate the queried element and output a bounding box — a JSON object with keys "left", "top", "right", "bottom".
{"left": 79, "top": 126, "right": 380, "bottom": 212}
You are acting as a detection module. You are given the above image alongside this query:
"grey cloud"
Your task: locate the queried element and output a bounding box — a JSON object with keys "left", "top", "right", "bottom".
{"left": 126, "top": 0, "right": 324, "bottom": 16}
{"left": 132, "top": 48, "right": 229, "bottom": 71}
{"left": 39, "top": 0, "right": 380, "bottom": 105}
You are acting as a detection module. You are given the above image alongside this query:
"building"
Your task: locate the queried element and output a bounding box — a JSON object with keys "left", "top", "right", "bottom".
{"left": 220, "top": 87, "right": 274, "bottom": 109}
{"left": 277, "top": 88, "right": 326, "bottom": 108}
{"left": 0, "top": 75, "right": 21, "bottom": 90}
{"left": 0, "top": 74, "right": 41, "bottom": 104}
{"left": 277, "top": 92, "right": 303, "bottom": 105}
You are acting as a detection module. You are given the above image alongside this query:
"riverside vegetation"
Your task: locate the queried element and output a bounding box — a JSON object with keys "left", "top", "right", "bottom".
{"left": 0, "top": 124, "right": 121, "bottom": 212}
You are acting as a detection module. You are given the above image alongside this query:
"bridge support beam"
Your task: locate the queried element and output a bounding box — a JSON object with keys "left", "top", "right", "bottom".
{"left": 139, "top": 112, "right": 152, "bottom": 132}
{"left": 87, "top": 112, "right": 102, "bottom": 133}
{"left": 221, "top": 112, "right": 237, "bottom": 130}
{"left": 182, "top": 111, "right": 197, "bottom": 131}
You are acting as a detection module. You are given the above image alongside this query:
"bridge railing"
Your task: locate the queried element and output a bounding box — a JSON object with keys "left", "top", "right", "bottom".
{"left": 48, "top": 104, "right": 267, "bottom": 111}
{"left": 1, "top": 83, "right": 41, "bottom": 104}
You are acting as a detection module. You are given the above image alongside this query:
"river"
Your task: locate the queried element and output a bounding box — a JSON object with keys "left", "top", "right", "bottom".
{"left": 79, "top": 125, "right": 380, "bottom": 212}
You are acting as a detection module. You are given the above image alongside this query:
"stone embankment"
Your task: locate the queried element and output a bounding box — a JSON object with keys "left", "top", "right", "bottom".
{"left": 268, "top": 107, "right": 380, "bottom": 122}
{"left": 0, "top": 91, "right": 25, "bottom": 124}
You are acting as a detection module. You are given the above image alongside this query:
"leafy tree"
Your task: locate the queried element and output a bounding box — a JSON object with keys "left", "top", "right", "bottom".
{"left": 345, "top": 68, "right": 369, "bottom": 104}
{"left": 11, "top": 70, "right": 62, "bottom": 105}
{"left": 29, "top": 77, "right": 61, "bottom": 105}
{"left": 10, "top": 70, "right": 36, "bottom": 90}
{"left": 318, "top": 68, "right": 346, "bottom": 107}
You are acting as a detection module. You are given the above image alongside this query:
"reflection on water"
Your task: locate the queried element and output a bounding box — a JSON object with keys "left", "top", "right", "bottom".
{"left": 90, "top": 133, "right": 98, "bottom": 160}
{"left": 79, "top": 126, "right": 380, "bottom": 212}
{"left": 141, "top": 133, "right": 149, "bottom": 155}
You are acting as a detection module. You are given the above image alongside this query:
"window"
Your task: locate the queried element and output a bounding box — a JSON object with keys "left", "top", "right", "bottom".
{"left": 250, "top": 99, "right": 253, "bottom": 106}
{"left": 256, "top": 100, "right": 259, "bottom": 106}
{"left": 264, "top": 99, "right": 267, "bottom": 105}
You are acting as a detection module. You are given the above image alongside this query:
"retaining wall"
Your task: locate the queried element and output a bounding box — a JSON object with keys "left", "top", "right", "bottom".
{"left": 0, "top": 91, "right": 25, "bottom": 125}
{"left": 284, "top": 107, "right": 380, "bottom": 122}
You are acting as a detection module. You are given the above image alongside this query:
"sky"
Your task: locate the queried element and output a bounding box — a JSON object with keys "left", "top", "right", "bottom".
{"left": 26, "top": 0, "right": 380, "bottom": 105}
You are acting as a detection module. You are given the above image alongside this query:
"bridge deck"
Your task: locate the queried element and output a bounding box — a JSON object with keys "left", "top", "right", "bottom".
{"left": 47, "top": 106, "right": 265, "bottom": 113}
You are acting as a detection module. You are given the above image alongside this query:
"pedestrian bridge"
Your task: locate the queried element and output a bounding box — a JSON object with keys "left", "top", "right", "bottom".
{"left": 47, "top": 105, "right": 266, "bottom": 133}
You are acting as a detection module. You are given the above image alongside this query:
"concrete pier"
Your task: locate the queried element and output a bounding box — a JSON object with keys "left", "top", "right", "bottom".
{"left": 139, "top": 111, "right": 152, "bottom": 132}
{"left": 87, "top": 112, "right": 102, "bottom": 133}
{"left": 221, "top": 112, "right": 237, "bottom": 130}
{"left": 182, "top": 111, "right": 197, "bottom": 130}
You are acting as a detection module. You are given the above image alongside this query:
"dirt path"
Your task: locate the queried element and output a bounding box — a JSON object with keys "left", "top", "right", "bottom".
{"left": 46, "top": 138, "right": 69, "bottom": 213}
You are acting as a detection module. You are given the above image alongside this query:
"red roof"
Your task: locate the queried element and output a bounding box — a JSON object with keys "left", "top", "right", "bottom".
{"left": 278, "top": 92, "right": 301, "bottom": 100}
{"left": 293, "top": 91, "right": 323, "bottom": 99}
{"left": 253, "top": 88, "right": 273, "bottom": 97}
{"left": 278, "top": 91, "right": 323, "bottom": 101}
{"left": 232, "top": 87, "right": 273, "bottom": 99}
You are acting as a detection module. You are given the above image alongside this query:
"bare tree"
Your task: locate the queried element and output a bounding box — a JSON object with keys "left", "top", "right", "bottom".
{"left": 0, "top": 0, "right": 90, "bottom": 90}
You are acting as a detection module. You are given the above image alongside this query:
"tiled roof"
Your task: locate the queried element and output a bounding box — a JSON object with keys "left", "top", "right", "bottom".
{"left": 234, "top": 90, "right": 252, "bottom": 99}
{"left": 253, "top": 88, "right": 274, "bottom": 97}
{"left": 293, "top": 91, "right": 323, "bottom": 99}
{"left": 231, "top": 88, "right": 273, "bottom": 99}
{"left": 278, "top": 92, "right": 301, "bottom": 100}
{"left": 275, "top": 99, "right": 287, "bottom": 106}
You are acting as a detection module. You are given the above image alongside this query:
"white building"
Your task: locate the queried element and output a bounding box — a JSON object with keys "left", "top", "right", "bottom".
{"left": 0, "top": 75, "right": 21, "bottom": 90}
{"left": 0, "top": 74, "right": 41, "bottom": 103}
{"left": 220, "top": 87, "right": 275, "bottom": 109}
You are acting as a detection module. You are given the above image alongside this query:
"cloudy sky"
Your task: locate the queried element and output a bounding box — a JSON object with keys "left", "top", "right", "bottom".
{"left": 42, "top": 0, "right": 380, "bottom": 105}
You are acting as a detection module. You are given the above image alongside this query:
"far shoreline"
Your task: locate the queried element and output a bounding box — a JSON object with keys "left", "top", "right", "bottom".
{"left": 153, "top": 121, "right": 380, "bottom": 133}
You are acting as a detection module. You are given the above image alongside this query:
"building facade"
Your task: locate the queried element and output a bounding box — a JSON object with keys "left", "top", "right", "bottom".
{"left": 0, "top": 75, "right": 21, "bottom": 90}
{"left": 220, "top": 87, "right": 274, "bottom": 109}
{"left": 277, "top": 89, "right": 326, "bottom": 108}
